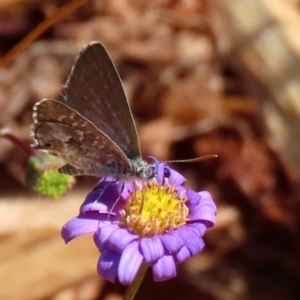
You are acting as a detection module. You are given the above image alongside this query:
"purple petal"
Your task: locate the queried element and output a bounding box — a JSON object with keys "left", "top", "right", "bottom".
{"left": 156, "top": 163, "right": 186, "bottom": 185}
{"left": 167, "top": 168, "right": 186, "bottom": 186}
{"left": 81, "top": 180, "right": 125, "bottom": 214}
{"left": 80, "top": 193, "right": 110, "bottom": 213}
{"left": 186, "top": 189, "right": 200, "bottom": 209}
{"left": 187, "top": 223, "right": 207, "bottom": 236}
{"left": 175, "top": 246, "right": 191, "bottom": 263}
{"left": 107, "top": 228, "right": 139, "bottom": 254}
{"left": 94, "top": 223, "right": 119, "bottom": 250}
{"left": 140, "top": 236, "right": 164, "bottom": 263}
{"left": 187, "top": 191, "right": 216, "bottom": 227}
{"left": 156, "top": 163, "right": 166, "bottom": 183}
{"left": 199, "top": 191, "right": 217, "bottom": 211}
{"left": 176, "top": 226, "right": 205, "bottom": 256}
{"left": 177, "top": 185, "right": 187, "bottom": 198}
{"left": 122, "top": 181, "right": 141, "bottom": 197}
{"left": 61, "top": 212, "right": 108, "bottom": 243}
{"left": 97, "top": 247, "right": 120, "bottom": 283}
{"left": 159, "top": 231, "right": 185, "bottom": 254}
{"left": 118, "top": 240, "right": 144, "bottom": 285}
{"left": 152, "top": 255, "right": 176, "bottom": 281}
{"left": 188, "top": 201, "right": 216, "bottom": 228}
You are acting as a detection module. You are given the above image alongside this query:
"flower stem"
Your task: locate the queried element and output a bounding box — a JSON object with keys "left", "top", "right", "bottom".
{"left": 0, "top": 129, "right": 35, "bottom": 156}
{"left": 123, "top": 261, "right": 148, "bottom": 300}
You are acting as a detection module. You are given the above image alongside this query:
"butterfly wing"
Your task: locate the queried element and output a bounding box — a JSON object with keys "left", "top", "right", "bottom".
{"left": 57, "top": 42, "right": 141, "bottom": 159}
{"left": 32, "top": 99, "right": 132, "bottom": 176}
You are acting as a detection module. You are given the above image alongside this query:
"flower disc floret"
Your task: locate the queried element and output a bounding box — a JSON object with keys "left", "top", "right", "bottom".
{"left": 120, "top": 180, "right": 189, "bottom": 237}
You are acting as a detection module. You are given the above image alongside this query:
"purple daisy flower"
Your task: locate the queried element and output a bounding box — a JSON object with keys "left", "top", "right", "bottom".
{"left": 62, "top": 162, "right": 217, "bottom": 285}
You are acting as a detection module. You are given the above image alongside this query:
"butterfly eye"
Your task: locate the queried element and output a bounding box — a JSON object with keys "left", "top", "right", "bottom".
{"left": 163, "top": 167, "right": 171, "bottom": 178}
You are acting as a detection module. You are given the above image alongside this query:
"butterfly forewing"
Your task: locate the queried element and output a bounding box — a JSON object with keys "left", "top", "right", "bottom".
{"left": 32, "top": 99, "right": 132, "bottom": 176}
{"left": 57, "top": 42, "right": 141, "bottom": 159}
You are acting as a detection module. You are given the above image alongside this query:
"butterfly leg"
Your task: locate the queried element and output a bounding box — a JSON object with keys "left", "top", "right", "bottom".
{"left": 108, "top": 181, "right": 125, "bottom": 219}
{"left": 90, "top": 177, "right": 119, "bottom": 211}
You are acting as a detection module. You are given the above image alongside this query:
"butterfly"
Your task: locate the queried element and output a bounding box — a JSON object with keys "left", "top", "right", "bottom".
{"left": 32, "top": 42, "right": 154, "bottom": 180}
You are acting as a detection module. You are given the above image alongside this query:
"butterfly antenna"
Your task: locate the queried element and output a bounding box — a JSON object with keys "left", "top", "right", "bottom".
{"left": 164, "top": 154, "right": 218, "bottom": 164}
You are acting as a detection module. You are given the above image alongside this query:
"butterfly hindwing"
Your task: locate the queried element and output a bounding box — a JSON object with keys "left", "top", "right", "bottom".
{"left": 32, "top": 99, "right": 132, "bottom": 177}
{"left": 58, "top": 164, "right": 88, "bottom": 176}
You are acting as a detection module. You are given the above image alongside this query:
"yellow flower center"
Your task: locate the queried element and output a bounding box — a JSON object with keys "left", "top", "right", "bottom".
{"left": 119, "top": 179, "right": 189, "bottom": 237}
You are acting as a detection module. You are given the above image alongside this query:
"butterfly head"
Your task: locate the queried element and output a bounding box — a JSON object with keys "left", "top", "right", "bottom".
{"left": 130, "top": 158, "right": 156, "bottom": 181}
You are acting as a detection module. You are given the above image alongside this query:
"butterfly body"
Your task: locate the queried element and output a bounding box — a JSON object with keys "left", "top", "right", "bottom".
{"left": 32, "top": 42, "right": 154, "bottom": 180}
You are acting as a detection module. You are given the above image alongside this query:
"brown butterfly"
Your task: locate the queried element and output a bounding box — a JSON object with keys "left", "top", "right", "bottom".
{"left": 32, "top": 42, "right": 154, "bottom": 180}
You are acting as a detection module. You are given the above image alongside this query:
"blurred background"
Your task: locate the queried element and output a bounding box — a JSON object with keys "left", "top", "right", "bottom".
{"left": 1, "top": 0, "right": 300, "bottom": 299}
